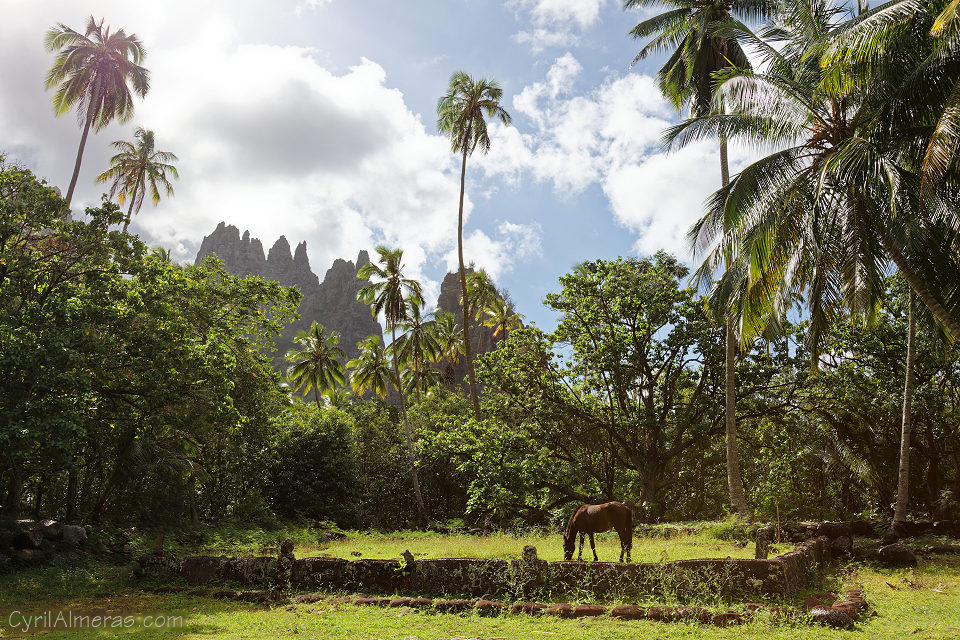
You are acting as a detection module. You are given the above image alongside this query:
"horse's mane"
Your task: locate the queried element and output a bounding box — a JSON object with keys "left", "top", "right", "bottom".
{"left": 564, "top": 505, "right": 585, "bottom": 539}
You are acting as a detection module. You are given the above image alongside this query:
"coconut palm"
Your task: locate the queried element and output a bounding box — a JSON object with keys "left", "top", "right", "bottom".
{"left": 822, "top": 0, "right": 960, "bottom": 191}
{"left": 673, "top": 0, "right": 960, "bottom": 343}
{"left": 437, "top": 72, "right": 512, "bottom": 420}
{"left": 626, "top": 0, "right": 776, "bottom": 518}
{"left": 671, "top": 0, "right": 960, "bottom": 527}
{"left": 433, "top": 311, "right": 465, "bottom": 388}
{"left": 323, "top": 387, "right": 352, "bottom": 409}
{"left": 285, "top": 322, "right": 346, "bottom": 409}
{"left": 482, "top": 296, "right": 524, "bottom": 342}
{"left": 394, "top": 306, "right": 442, "bottom": 399}
{"left": 465, "top": 268, "right": 497, "bottom": 321}
{"left": 95, "top": 127, "right": 178, "bottom": 232}
{"left": 894, "top": 290, "right": 917, "bottom": 522}
{"left": 45, "top": 16, "right": 149, "bottom": 210}
{"left": 357, "top": 246, "right": 428, "bottom": 526}
{"left": 347, "top": 335, "right": 396, "bottom": 399}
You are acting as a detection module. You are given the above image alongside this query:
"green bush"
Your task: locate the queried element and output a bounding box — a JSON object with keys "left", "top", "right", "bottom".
{"left": 265, "top": 403, "right": 359, "bottom": 526}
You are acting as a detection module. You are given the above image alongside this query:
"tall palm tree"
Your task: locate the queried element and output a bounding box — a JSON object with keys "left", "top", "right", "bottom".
{"left": 357, "top": 247, "right": 428, "bottom": 526}
{"left": 482, "top": 296, "right": 523, "bottom": 342}
{"left": 95, "top": 127, "right": 178, "bottom": 232}
{"left": 394, "top": 306, "right": 442, "bottom": 400}
{"left": 433, "top": 311, "right": 465, "bottom": 388}
{"left": 672, "top": 0, "right": 960, "bottom": 343}
{"left": 45, "top": 16, "right": 149, "bottom": 210}
{"left": 285, "top": 322, "right": 346, "bottom": 409}
{"left": 894, "top": 290, "right": 916, "bottom": 523}
{"left": 671, "top": 0, "right": 960, "bottom": 526}
{"left": 347, "top": 335, "right": 396, "bottom": 399}
{"left": 626, "top": 0, "right": 775, "bottom": 518}
{"left": 437, "top": 72, "right": 512, "bottom": 420}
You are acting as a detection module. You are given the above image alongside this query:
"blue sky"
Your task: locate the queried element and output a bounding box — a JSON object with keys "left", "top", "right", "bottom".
{"left": 0, "top": 0, "right": 752, "bottom": 331}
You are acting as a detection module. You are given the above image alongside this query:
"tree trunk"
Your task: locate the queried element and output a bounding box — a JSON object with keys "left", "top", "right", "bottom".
{"left": 122, "top": 182, "right": 138, "bottom": 233}
{"left": 65, "top": 465, "right": 77, "bottom": 522}
{"left": 925, "top": 422, "right": 942, "bottom": 518}
{"left": 720, "top": 135, "right": 751, "bottom": 519}
{"left": 393, "top": 325, "right": 428, "bottom": 528}
{"left": 4, "top": 465, "right": 22, "bottom": 519}
{"left": 314, "top": 386, "right": 322, "bottom": 410}
{"left": 457, "top": 143, "right": 482, "bottom": 420}
{"left": 894, "top": 290, "right": 916, "bottom": 523}
{"left": 883, "top": 239, "right": 960, "bottom": 339}
{"left": 189, "top": 472, "right": 199, "bottom": 525}
{"left": 64, "top": 106, "right": 96, "bottom": 213}
{"left": 33, "top": 475, "right": 46, "bottom": 520}
{"left": 726, "top": 319, "right": 751, "bottom": 517}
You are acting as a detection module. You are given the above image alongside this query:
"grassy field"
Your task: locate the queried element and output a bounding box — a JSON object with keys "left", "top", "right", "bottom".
{"left": 144, "top": 521, "right": 766, "bottom": 563}
{"left": 1, "top": 554, "right": 959, "bottom": 638}
{"left": 298, "top": 529, "right": 764, "bottom": 562}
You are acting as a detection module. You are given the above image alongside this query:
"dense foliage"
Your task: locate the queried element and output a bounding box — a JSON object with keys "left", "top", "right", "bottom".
{"left": 5, "top": 0, "right": 960, "bottom": 534}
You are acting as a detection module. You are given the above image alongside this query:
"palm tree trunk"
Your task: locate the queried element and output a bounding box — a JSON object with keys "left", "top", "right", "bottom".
{"left": 894, "top": 290, "right": 916, "bottom": 522}
{"left": 314, "top": 386, "right": 322, "bottom": 410}
{"left": 64, "top": 106, "right": 96, "bottom": 213}
{"left": 393, "top": 325, "right": 428, "bottom": 527}
{"left": 883, "top": 239, "right": 960, "bottom": 340}
{"left": 725, "top": 319, "right": 750, "bottom": 517}
{"left": 457, "top": 144, "right": 481, "bottom": 420}
{"left": 720, "top": 135, "right": 751, "bottom": 518}
{"left": 122, "top": 182, "right": 138, "bottom": 233}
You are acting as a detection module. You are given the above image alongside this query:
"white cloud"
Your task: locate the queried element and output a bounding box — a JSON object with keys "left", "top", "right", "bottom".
{"left": 477, "top": 53, "right": 752, "bottom": 260}
{"left": 446, "top": 220, "right": 543, "bottom": 281}
{"left": 511, "top": 0, "right": 607, "bottom": 52}
{"left": 295, "top": 0, "right": 333, "bottom": 16}
{"left": 0, "top": 0, "right": 543, "bottom": 308}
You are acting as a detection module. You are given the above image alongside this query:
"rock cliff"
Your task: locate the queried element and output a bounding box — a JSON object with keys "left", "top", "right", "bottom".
{"left": 195, "top": 223, "right": 382, "bottom": 366}
{"left": 435, "top": 271, "right": 499, "bottom": 393}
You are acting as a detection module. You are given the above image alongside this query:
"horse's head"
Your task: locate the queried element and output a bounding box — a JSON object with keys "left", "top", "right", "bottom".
{"left": 562, "top": 531, "right": 575, "bottom": 561}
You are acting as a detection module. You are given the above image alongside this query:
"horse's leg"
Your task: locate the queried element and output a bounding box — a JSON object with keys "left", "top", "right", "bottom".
{"left": 589, "top": 532, "right": 598, "bottom": 561}
{"left": 578, "top": 532, "right": 584, "bottom": 561}
{"left": 617, "top": 525, "right": 629, "bottom": 563}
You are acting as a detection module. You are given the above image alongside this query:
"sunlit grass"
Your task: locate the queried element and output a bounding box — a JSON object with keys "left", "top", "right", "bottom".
{"left": 2, "top": 556, "right": 959, "bottom": 639}
{"left": 298, "top": 529, "right": 764, "bottom": 563}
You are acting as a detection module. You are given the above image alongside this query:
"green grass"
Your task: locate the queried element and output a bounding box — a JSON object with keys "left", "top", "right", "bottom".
{"left": 298, "top": 529, "right": 765, "bottom": 563}
{"left": 1, "top": 555, "right": 959, "bottom": 638}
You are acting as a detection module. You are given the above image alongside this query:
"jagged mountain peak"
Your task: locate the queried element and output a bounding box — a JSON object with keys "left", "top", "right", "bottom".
{"left": 195, "top": 224, "right": 381, "bottom": 361}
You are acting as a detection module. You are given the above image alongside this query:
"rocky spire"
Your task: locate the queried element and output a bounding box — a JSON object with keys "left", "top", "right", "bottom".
{"left": 194, "top": 223, "right": 383, "bottom": 365}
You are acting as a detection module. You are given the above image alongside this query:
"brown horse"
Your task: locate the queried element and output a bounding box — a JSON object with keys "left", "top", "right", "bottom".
{"left": 562, "top": 502, "right": 633, "bottom": 562}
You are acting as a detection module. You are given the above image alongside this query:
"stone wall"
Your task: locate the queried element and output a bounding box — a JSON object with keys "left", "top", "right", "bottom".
{"left": 136, "top": 537, "right": 834, "bottom": 602}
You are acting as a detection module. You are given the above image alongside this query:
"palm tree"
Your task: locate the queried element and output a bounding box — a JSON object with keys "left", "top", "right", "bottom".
{"left": 357, "top": 247, "right": 428, "bottom": 526}
{"left": 671, "top": 0, "right": 960, "bottom": 527}
{"left": 285, "top": 322, "right": 346, "bottom": 409}
{"left": 95, "top": 127, "right": 178, "bottom": 232}
{"left": 437, "top": 72, "right": 512, "bottom": 420}
{"left": 626, "top": 0, "right": 775, "bottom": 518}
{"left": 673, "top": 0, "right": 960, "bottom": 342}
{"left": 482, "top": 296, "right": 523, "bottom": 342}
{"left": 347, "top": 335, "right": 396, "bottom": 399}
{"left": 323, "top": 387, "right": 352, "bottom": 409}
{"left": 433, "top": 311, "right": 465, "bottom": 388}
{"left": 394, "top": 306, "right": 442, "bottom": 400}
{"left": 45, "top": 16, "right": 149, "bottom": 210}
{"left": 894, "top": 290, "right": 917, "bottom": 523}
{"left": 465, "top": 268, "right": 497, "bottom": 321}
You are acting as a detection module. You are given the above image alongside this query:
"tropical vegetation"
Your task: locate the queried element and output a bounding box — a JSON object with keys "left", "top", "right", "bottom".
{"left": 5, "top": 0, "right": 960, "bottom": 553}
